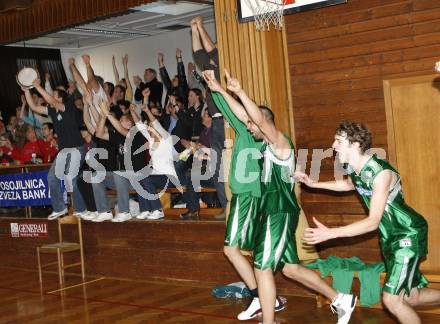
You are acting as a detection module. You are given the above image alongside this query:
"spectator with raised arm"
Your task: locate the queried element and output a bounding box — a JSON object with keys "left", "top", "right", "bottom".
{"left": 24, "top": 78, "right": 87, "bottom": 220}
{"left": 190, "top": 16, "right": 227, "bottom": 220}
{"left": 158, "top": 49, "right": 189, "bottom": 108}
{"left": 134, "top": 67, "right": 163, "bottom": 107}
{"left": 80, "top": 90, "right": 117, "bottom": 222}
{"left": 69, "top": 55, "right": 107, "bottom": 126}
{"left": 113, "top": 54, "right": 133, "bottom": 102}
{"left": 94, "top": 100, "right": 147, "bottom": 222}
{"left": 134, "top": 100, "right": 179, "bottom": 220}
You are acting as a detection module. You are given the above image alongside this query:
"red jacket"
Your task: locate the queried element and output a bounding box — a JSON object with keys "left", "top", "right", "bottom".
{"left": 1, "top": 144, "right": 16, "bottom": 165}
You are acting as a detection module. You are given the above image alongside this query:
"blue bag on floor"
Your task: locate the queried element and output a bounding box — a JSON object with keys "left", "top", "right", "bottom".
{"left": 211, "top": 281, "right": 251, "bottom": 299}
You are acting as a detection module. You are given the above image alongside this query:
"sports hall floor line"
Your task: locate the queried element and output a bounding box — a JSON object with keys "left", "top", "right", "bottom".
{"left": 0, "top": 277, "right": 257, "bottom": 322}
{"left": 46, "top": 276, "right": 106, "bottom": 294}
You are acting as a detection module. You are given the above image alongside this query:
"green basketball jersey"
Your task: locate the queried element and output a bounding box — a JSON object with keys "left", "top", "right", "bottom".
{"left": 259, "top": 136, "right": 300, "bottom": 215}
{"left": 211, "top": 92, "right": 263, "bottom": 197}
{"left": 347, "top": 155, "right": 428, "bottom": 256}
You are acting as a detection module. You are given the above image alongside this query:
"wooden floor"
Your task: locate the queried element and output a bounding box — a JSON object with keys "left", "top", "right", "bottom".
{"left": 1, "top": 267, "right": 440, "bottom": 323}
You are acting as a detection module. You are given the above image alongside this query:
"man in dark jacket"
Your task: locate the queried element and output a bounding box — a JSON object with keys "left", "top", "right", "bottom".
{"left": 134, "top": 68, "right": 163, "bottom": 107}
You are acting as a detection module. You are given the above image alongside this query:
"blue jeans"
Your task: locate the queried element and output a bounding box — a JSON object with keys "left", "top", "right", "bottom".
{"left": 92, "top": 171, "right": 131, "bottom": 213}
{"left": 210, "top": 118, "right": 227, "bottom": 208}
{"left": 174, "top": 160, "right": 199, "bottom": 212}
{"left": 138, "top": 174, "right": 175, "bottom": 212}
{"left": 48, "top": 146, "right": 86, "bottom": 213}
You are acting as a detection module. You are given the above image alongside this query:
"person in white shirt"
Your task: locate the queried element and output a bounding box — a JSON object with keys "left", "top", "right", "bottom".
{"left": 132, "top": 89, "right": 180, "bottom": 220}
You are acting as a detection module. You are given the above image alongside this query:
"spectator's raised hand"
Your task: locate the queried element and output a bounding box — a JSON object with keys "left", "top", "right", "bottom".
{"left": 225, "top": 69, "right": 242, "bottom": 93}
{"left": 158, "top": 53, "right": 164, "bottom": 66}
{"left": 122, "top": 54, "right": 128, "bottom": 66}
{"left": 142, "top": 87, "right": 151, "bottom": 99}
{"left": 141, "top": 104, "right": 149, "bottom": 113}
{"left": 32, "top": 77, "right": 41, "bottom": 88}
{"left": 68, "top": 57, "right": 75, "bottom": 66}
{"left": 133, "top": 75, "right": 142, "bottom": 88}
{"left": 129, "top": 103, "right": 137, "bottom": 113}
{"left": 176, "top": 48, "right": 182, "bottom": 58}
{"left": 82, "top": 54, "right": 91, "bottom": 65}
{"left": 195, "top": 16, "right": 204, "bottom": 28}
{"left": 203, "top": 70, "right": 222, "bottom": 92}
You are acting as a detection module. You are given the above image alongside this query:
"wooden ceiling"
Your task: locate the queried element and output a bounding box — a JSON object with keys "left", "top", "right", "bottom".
{"left": 0, "top": 0, "right": 156, "bottom": 45}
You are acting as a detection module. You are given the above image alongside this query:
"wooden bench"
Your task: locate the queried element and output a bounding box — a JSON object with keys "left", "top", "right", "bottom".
{"left": 107, "top": 187, "right": 217, "bottom": 209}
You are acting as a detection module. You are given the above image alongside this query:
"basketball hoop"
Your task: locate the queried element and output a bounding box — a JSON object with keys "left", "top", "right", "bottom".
{"left": 245, "top": 0, "right": 287, "bottom": 31}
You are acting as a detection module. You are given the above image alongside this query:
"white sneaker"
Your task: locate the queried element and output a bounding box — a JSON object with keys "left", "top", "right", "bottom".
{"left": 81, "top": 211, "right": 98, "bottom": 221}
{"left": 112, "top": 212, "right": 132, "bottom": 222}
{"left": 331, "top": 293, "right": 357, "bottom": 324}
{"left": 146, "top": 210, "right": 164, "bottom": 220}
{"left": 238, "top": 297, "right": 261, "bottom": 320}
{"left": 237, "top": 296, "right": 286, "bottom": 321}
{"left": 136, "top": 211, "right": 151, "bottom": 219}
{"left": 73, "top": 210, "right": 88, "bottom": 218}
{"left": 48, "top": 208, "right": 68, "bottom": 220}
{"left": 92, "top": 212, "right": 113, "bottom": 222}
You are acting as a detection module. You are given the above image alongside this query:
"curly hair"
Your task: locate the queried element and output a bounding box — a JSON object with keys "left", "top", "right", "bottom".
{"left": 336, "top": 121, "right": 372, "bottom": 153}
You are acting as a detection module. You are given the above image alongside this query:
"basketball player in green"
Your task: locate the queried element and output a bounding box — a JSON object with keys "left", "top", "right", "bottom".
{"left": 295, "top": 121, "right": 440, "bottom": 324}
{"left": 204, "top": 70, "right": 286, "bottom": 320}
{"left": 204, "top": 70, "right": 357, "bottom": 324}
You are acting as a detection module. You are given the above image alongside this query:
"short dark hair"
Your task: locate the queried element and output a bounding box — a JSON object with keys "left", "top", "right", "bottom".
{"left": 53, "top": 89, "right": 69, "bottom": 103}
{"left": 43, "top": 122, "right": 54, "bottom": 132}
{"left": 190, "top": 88, "right": 203, "bottom": 103}
{"left": 259, "top": 105, "right": 275, "bottom": 124}
{"left": 114, "top": 85, "right": 126, "bottom": 97}
{"left": 175, "top": 96, "right": 184, "bottom": 106}
{"left": 336, "top": 121, "right": 372, "bottom": 153}
{"left": 95, "top": 76, "right": 105, "bottom": 88}
{"left": 117, "top": 99, "right": 130, "bottom": 109}
{"left": 104, "top": 82, "right": 115, "bottom": 97}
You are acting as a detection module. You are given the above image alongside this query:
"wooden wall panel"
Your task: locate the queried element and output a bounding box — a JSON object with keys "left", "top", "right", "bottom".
{"left": 286, "top": 0, "right": 440, "bottom": 262}
{"left": 0, "top": 219, "right": 313, "bottom": 296}
{"left": 0, "top": 0, "right": 155, "bottom": 45}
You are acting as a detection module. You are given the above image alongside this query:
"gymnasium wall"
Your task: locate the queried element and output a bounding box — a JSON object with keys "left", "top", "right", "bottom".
{"left": 286, "top": 0, "right": 440, "bottom": 261}
{"left": 60, "top": 22, "right": 216, "bottom": 87}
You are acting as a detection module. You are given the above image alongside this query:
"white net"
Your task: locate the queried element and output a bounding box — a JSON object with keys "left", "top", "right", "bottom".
{"left": 245, "top": 0, "right": 286, "bottom": 31}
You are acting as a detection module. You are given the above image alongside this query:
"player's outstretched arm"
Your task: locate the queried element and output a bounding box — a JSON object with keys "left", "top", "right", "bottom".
{"left": 294, "top": 171, "right": 355, "bottom": 192}
{"left": 303, "top": 170, "right": 391, "bottom": 244}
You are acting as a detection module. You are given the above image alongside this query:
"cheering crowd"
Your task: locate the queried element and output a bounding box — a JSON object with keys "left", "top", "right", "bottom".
{"left": 0, "top": 17, "right": 225, "bottom": 222}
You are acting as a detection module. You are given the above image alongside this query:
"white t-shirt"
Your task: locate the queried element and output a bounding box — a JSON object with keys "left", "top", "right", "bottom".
{"left": 89, "top": 85, "right": 107, "bottom": 126}
{"left": 136, "top": 120, "right": 177, "bottom": 178}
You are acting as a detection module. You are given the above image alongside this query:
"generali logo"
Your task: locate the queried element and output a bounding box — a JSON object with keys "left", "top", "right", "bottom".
{"left": 10, "top": 222, "right": 48, "bottom": 238}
